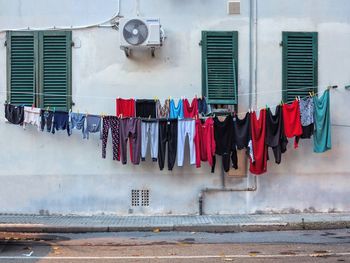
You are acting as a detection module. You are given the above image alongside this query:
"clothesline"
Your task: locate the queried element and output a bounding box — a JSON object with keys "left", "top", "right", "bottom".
{"left": 4, "top": 89, "right": 331, "bottom": 175}
{"left": 0, "top": 85, "right": 322, "bottom": 101}
{"left": 235, "top": 92, "right": 319, "bottom": 116}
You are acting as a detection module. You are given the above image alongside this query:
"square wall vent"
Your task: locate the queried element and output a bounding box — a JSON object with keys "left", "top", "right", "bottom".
{"left": 228, "top": 0, "right": 240, "bottom": 15}
{"left": 131, "top": 189, "right": 150, "bottom": 207}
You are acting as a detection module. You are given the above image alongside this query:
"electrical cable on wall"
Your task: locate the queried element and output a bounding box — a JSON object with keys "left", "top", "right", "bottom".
{"left": 0, "top": 0, "right": 121, "bottom": 32}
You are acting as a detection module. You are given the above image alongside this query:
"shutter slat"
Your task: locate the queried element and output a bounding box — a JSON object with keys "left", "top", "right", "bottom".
{"left": 283, "top": 32, "right": 317, "bottom": 103}
{"left": 9, "top": 34, "right": 35, "bottom": 106}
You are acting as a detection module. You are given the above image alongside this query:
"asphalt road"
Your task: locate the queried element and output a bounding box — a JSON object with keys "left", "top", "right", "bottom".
{"left": 0, "top": 229, "right": 349, "bottom": 262}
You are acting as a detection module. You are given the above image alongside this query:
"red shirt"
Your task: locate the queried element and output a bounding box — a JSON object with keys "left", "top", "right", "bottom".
{"left": 116, "top": 98, "right": 135, "bottom": 117}
{"left": 249, "top": 109, "right": 268, "bottom": 175}
{"left": 282, "top": 100, "right": 303, "bottom": 148}
{"left": 194, "top": 118, "right": 216, "bottom": 168}
{"left": 183, "top": 98, "right": 199, "bottom": 119}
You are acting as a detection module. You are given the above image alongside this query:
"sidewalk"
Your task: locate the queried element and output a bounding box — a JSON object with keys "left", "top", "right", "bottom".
{"left": 0, "top": 213, "right": 349, "bottom": 233}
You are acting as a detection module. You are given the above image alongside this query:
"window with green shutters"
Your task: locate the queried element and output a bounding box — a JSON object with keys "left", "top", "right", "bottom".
{"left": 282, "top": 32, "right": 318, "bottom": 103}
{"left": 202, "top": 31, "right": 238, "bottom": 105}
{"left": 6, "top": 31, "right": 72, "bottom": 110}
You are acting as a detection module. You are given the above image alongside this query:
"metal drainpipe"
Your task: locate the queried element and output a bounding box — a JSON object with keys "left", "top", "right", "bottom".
{"left": 198, "top": 0, "right": 259, "bottom": 216}
{"left": 198, "top": 173, "right": 258, "bottom": 215}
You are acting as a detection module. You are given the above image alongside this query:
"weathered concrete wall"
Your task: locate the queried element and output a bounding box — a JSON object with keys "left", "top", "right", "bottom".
{"left": 0, "top": 0, "right": 349, "bottom": 215}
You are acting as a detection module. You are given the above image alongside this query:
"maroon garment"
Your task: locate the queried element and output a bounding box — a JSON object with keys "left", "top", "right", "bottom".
{"left": 119, "top": 118, "right": 141, "bottom": 165}
{"left": 249, "top": 109, "right": 268, "bottom": 175}
{"left": 183, "top": 98, "right": 199, "bottom": 119}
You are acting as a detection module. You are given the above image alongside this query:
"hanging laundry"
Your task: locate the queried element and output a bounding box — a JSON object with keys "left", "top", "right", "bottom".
{"left": 169, "top": 99, "right": 184, "bottom": 119}
{"left": 233, "top": 112, "right": 254, "bottom": 161}
{"left": 52, "top": 111, "right": 70, "bottom": 135}
{"left": 141, "top": 120, "right": 159, "bottom": 162}
{"left": 156, "top": 99, "right": 170, "bottom": 119}
{"left": 313, "top": 90, "right": 331, "bottom": 153}
{"left": 116, "top": 98, "right": 135, "bottom": 117}
{"left": 5, "top": 104, "right": 24, "bottom": 125}
{"left": 69, "top": 112, "right": 86, "bottom": 135}
{"left": 83, "top": 115, "right": 102, "bottom": 139}
{"left": 102, "top": 116, "right": 120, "bottom": 161}
{"left": 250, "top": 109, "right": 268, "bottom": 175}
{"left": 40, "top": 109, "right": 54, "bottom": 132}
{"left": 194, "top": 118, "right": 216, "bottom": 169}
{"left": 183, "top": 98, "right": 199, "bottom": 119}
{"left": 296, "top": 97, "right": 314, "bottom": 144}
{"left": 23, "top": 106, "right": 41, "bottom": 130}
{"left": 282, "top": 100, "right": 303, "bottom": 148}
{"left": 158, "top": 119, "right": 177, "bottom": 170}
{"left": 177, "top": 119, "right": 196, "bottom": 166}
{"left": 265, "top": 106, "right": 288, "bottom": 164}
{"left": 197, "top": 97, "right": 209, "bottom": 116}
{"left": 213, "top": 116, "right": 236, "bottom": 172}
{"left": 136, "top": 99, "right": 157, "bottom": 118}
{"left": 119, "top": 118, "right": 141, "bottom": 165}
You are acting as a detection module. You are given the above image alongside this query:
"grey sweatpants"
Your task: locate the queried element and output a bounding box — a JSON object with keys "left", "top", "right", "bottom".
{"left": 141, "top": 121, "right": 159, "bottom": 161}
{"left": 120, "top": 118, "right": 141, "bottom": 165}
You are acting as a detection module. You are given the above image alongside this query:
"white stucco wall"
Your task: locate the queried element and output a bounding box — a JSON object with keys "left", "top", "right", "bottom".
{"left": 0, "top": 0, "right": 349, "bottom": 215}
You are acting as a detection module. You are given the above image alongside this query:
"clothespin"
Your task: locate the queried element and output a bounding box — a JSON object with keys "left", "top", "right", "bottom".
{"left": 53, "top": 107, "right": 56, "bottom": 112}
{"left": 248, "top": 108, "right": 251, "bottom": 113}
{"left": 46, "top": 106, "right": 49, "bottom": 112}
{"left": 280, "top": 100, "right": 284, "bottom": 106}
{"left": 154, "top": 96, "right": 158, "bottom": 102}
{"left": 148, "top": 115, "right": 151, "bottom": 120}
{"left": 31, "top": 103, "right": 34, "bottom": 109}
{"left": 266, "top": 104, "right": 268, "bottom": 110}
{"left": 309, "top": 92, "right": 313, "bottom": 97}
{"left": 298, "top": 96, "right": 301, "bottom": 101}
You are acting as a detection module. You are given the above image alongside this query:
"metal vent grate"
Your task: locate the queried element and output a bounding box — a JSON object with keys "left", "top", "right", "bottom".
{"left": 131, "top": 189, "right": 150, "bottom": 207}
{"left": 141, "top": 190, "right": 150, "bottom": 206}
{"left": 131, "top": 190, "right": 140, "bottom": 206}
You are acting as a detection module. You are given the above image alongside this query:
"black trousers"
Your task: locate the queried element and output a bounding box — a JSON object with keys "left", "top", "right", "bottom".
{"left": 158, "top": 119, "right": 177, "bottom": 171}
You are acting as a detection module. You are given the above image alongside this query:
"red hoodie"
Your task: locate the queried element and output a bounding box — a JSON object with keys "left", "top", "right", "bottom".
{"left": 194, "top": 118, "right": 216, "bottom": 168}
{"left": 282, "top": 100, "right": 303, "bottom": 148}
{"left": 249, "top": 109, "right": 268, "bottom": 175}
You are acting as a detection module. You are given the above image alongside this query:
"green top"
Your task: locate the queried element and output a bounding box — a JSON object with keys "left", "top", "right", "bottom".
{"left": 313, "top": 90, "right": 331, "bottom": 153}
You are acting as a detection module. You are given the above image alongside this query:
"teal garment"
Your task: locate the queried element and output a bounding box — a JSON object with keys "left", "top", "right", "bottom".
{"left": 169, "top": 99, "right": 184, "bottom": 119}
{"left": 313, "top": 90, "right": 331, "bottom": 153}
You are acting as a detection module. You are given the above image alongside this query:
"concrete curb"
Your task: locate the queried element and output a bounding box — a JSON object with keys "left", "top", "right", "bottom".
{"left": 0, "top": 221, "right": 348, "bottom": 233}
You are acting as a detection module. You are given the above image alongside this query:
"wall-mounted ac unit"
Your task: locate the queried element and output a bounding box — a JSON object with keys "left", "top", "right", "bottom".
{"left": 119, "top": 17, "right": 162, "bottom": 57}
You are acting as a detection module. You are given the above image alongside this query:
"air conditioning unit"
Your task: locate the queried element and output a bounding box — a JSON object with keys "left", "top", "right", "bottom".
{"left": 119, "top": 18, "right": 163, "bottom": 57}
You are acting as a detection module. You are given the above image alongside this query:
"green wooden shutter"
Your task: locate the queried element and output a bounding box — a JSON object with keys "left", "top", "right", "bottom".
{"left": 202, "top": 31, "right": 238, "bottom": 105}
{"left": 282, "top": 32, "right": 318, "bottom": 103}
{"left": 6, "top": 31, "right": 37, "bottom": 106}
{"left": 39, "top": 31, "right": 72, "bottom": 110}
